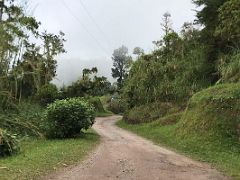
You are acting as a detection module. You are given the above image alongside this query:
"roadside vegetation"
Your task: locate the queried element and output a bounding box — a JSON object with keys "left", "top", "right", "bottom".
{"left": 1, "top": 0, "right": 240, "bottom": 179}
{"left": 0, "top": 1, "right": 112, "bottom": 179}
{"left": 114, "top": 0, "right": 240, "bottom": 178}
{"left": 117, "top": 84, "right": 240, "bottom": 177}
{"left": 0, "top": 131, "right": 99, "bottom": 180}
{"left": 117, "top": 120, "right": 240, "bottom": 178}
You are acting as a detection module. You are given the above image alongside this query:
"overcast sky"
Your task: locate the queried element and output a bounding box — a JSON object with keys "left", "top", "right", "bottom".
{"left": 31, "top": 0, "right": 197, "bottom": 86}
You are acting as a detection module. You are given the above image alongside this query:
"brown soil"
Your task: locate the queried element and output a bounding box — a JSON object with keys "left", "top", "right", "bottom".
{"left": 45, "top": 116, "right": 229, "bottom": 180}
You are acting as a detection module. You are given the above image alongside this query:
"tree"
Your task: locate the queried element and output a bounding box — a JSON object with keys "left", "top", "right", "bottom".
{"left": 82, "top": 67, "right": 98, "bottom": 79}
{"left": 193, "top": 0, "right": 228, "bottom": 83}
{"left": 193, "top": 0, "right": 227, "bottom": 39}
{"left": 153, "top": 12, "right": 174, "bottom": 51}
{"left": 41, "top": 31, "right": 66, "bottom": 84}
{"left": 215, "top": 0, "right": 240, "bottom": 49}
{"left": 0, "top": 0, "right": 66, "bottom": 107}
{"left": 0, "top": 0, "right": 4, "bottom": 21}
{"left": 65, "top": 67, "right": 111, "bottom": 97}
{"left": 0, "top": 0, "right": 40, "bottom": 106}
{"left": 111, "top": 45, "right": 132, "bottom": 89}
{"left": 122, "top": 18, "right": 210, "bottom": 107}
{"left": 133, "top": 47, "right": 144, "bottom": 57}
{"left": 161, "top": 12, "right": 172, "bottom": 36}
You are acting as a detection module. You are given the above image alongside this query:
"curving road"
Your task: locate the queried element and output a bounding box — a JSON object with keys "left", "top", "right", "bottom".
{"left": 46, "top": 116, "right": 229, "bottom": 180}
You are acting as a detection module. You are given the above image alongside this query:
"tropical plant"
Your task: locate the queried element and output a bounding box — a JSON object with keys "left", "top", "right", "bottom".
{"left": 0, "top": 128, "right": 19, "bottom": 157}
{"left": 218, "top": 50, "right": 240, "bottom": 83}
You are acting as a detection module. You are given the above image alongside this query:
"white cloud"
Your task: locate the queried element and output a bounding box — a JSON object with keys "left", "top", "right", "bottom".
{"left": 33, "top": 0, "right": 196, "bottom": 85}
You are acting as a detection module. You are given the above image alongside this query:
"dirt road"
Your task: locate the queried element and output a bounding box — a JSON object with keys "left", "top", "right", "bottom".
{"left": 46, "top": 116, "right": 229, "bottom": 180}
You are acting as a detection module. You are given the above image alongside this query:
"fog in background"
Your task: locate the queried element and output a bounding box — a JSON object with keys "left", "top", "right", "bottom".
{"left": 32, "top": 0, "right": 196, "bottom": 87}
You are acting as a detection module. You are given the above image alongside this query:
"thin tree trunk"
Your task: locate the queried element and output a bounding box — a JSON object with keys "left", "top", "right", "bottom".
{"left": 0, "top": 0, "right": 4, "bottom": 22}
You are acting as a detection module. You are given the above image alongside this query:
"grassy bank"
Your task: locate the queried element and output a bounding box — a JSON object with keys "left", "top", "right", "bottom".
{"left": 0, "top": 130, "right": 100, "bottom": 180}
{"left": 117, "top": 120, "right": 240, "bottom": 179}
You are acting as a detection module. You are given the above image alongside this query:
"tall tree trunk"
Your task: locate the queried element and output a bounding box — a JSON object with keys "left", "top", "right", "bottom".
{"left": 0, "top": 0, "right": 3, "bottom": 22}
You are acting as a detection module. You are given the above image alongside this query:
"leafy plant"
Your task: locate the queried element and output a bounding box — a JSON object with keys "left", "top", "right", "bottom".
{"left": 45, "top": 98, "right": 95, "bottom": 139}
{"left": 86, "top": 97, "right": 105, "bottom": 113}
{"left": 0, "top": 101, "right": 45, "bottom": 137}
{"left": 218, "top": 50, "right": 240, "bottom": 83}
{"left": 108, "top": 98, "right": 127, "bottom": 114}
{"left": 35, "top": 84, "right": 59, "bottom": 106}
{"left": 0, "top": 128, "right": 20, "bottom": 157}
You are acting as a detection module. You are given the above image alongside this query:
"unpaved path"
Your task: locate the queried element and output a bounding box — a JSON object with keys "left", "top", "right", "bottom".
{"left": 46, "top": 116, "right": 229, "bottom": 180}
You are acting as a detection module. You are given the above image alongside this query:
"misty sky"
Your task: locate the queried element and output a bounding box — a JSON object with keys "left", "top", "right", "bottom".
{"left": 32, "top": 0, "right": 197, "bottom": 86}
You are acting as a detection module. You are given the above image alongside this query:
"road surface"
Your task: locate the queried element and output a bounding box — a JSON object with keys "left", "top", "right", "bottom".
{"left": 46, "top": 116, "right": 229, "bottom": 180}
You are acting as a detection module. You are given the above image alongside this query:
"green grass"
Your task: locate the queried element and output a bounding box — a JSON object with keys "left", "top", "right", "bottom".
{"left": 98, "top": 95, "right": 114, "bottom": 117}
{"left": 117, "top": 120, "right": 240, "bottom": 179}
{"left": 96, "top": 110, "right": 113, "bottom": 117}
{"left": 0, "top": 130, "right": 100, "bottom": 180}
{"left": 178, "top": 83, "right": 240, "bottom": 140}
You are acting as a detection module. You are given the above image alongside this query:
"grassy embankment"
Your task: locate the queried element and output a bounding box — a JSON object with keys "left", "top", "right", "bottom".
{"left": 118, "top": 84, "right": 240, "bottom": 179}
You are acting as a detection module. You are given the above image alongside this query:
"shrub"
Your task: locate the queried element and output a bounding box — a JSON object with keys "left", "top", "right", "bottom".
{"left": 36, "top": 84, "right": 59, "bottom": 106}
{"left": 218, "top": 50, "right": 240, "bottom": 83}
{"left": 100, "top": 95, "right": 112, "bottom": 110}
{"left": 0, "top": 92, "right": 18, "bottom": 112}
{"left": 87, "top": 97, "right": 105, "bottom": 113}
{"left": 124, "top": 102, "right": 181, "bottom": 124}
{"left": 108, "top": 98, "right": 127, "bottom": 114}
{"left": 150, "top": 112, "right": 183, "bottom": 127}
{"left": 0, "top": 128, "right": 19, "bottom": 157}
{"left": 0, "top": 102, "right": 45, "bottom": 137}
{"left": 45, "top": 98, "right": 95, "bottom": 139}
{"left": 177, "top": 84, "right": 240, "bottom": 141}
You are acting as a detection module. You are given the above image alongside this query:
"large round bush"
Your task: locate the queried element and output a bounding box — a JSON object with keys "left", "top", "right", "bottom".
{"left": 0, "top": 128, "right": 19, "bottom": 157}
{"left": 46, "top": 98, "right": 95, "bottom": 139}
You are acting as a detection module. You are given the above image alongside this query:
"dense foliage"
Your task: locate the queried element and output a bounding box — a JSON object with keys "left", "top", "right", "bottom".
{"left": 0, "top": 0, "right": 65, "bottom": 110}
{"left": 0, "top": 102, "right": 45, "bottom": 137}
{"left": 63, "top": 67, "right": 112, "bottom": 98}
{"left": 87, "top": 97, "right": 105, "bottom": 113}
{"left": 123, "top": 23, "right": 210, "bottom": 107}
{"left": 0, "top": 128, "right": 19, "bottom": 157}
{"left": 111, "top": 46, "right": 133, "bottom": 88}
{"left": 45, "top": 98, "right": 95, "bottom": 139}
{"left": 122, "top": 0, "right": 240, "bottom": 118}
{"left": 0, "top": 1, "right": 67, "bottom": 156}
{"left": 124, "top": 102, "right": 181, "bottom": 124}
{"left": 108, "top": 97, "right": 127, "bottom": 114}
{"left": 178, "top": 84, "right": 240, "bottom": 141}
{"left": 218, "top": 50, "right": 240, "bottom": 83}
{"left": 36, "top": 84, "right": 59, "bottom": 106}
